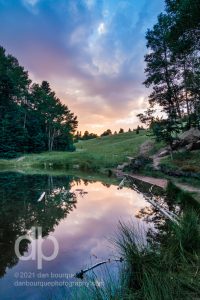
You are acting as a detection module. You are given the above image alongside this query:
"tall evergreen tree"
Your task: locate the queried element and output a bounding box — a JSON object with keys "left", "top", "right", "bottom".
{"left": 0, "top": 46, "right": 78, "bottom": 157}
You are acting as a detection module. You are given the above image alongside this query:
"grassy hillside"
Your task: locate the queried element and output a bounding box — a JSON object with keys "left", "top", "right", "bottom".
{"left": 0, "top": 131, "right": 150, "bottom": 171}
{"left": 76, "top": 130, "right": 149, "bottom": 162}
{"left": 1, "top": 130, "right": 200, "bottom": 186}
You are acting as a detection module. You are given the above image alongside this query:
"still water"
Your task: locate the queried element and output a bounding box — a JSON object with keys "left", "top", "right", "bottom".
{"left": 0, "top": 172, "right": 152, "bottom": 300}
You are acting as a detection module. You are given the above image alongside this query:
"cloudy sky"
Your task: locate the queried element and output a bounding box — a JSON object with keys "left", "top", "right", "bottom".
{"left": 0, "top": 0, "right": 165, "bottom": 133}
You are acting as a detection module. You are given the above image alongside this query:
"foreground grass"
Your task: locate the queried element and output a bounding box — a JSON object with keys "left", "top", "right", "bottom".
{"left": 114, "top": 210, "right": 200, "bottom": 300}
{"left": 56, "top": 209, "right": 200, "bottom": 300}
{"left": 0, "top": 131, "right": 149, "bottom": 171}
{"left": 70, "top": 208, "right": 200, "bottom": 300}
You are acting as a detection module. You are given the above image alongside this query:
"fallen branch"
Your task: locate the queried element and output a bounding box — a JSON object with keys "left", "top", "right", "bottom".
{"left": 118, "top": 177, "right": 126, "bottom": 189}
{"left": 148, "top": 185, "right": 179, "bottom": 223}
{"left": 147, "top": 197, "right": 179, "bottom": 224}
{"left": 131, "top": 182, "right": 179, "bottom": 224}
{"left": 75, "top": 257, "right": 123, "bottom": 279}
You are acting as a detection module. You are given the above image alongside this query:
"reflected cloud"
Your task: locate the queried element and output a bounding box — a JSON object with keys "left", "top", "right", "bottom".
{"left": 0, "top": 173, "right": 163, "bottom": 300}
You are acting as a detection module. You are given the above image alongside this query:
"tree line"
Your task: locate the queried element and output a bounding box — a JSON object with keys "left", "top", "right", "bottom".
{"left": 74, "top": 126, "right": 144, "bottom": 142}
{"left": 0, "top": 46, "right": 78, "bottom": 158}
{"left": 138, "top": 0, "right": 200, "bottom": 145}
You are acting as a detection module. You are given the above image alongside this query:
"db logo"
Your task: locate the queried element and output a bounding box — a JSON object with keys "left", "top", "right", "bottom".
{"left": 15, "top": 227, "right": 59, "bottom": 270}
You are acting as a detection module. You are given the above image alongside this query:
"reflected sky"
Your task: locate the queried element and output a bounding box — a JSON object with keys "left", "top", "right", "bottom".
{"left": 0, "top": 175, "right": 150, "bottom": 300}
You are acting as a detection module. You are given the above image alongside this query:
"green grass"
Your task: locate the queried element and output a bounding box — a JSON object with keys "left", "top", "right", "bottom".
{"left": 162, "top": 150, "right": 200, "bottom": 173}
{"left": 70, "top": 208, "right": 200, "bottom": 300}
{"left": 157, "top": 150, "right": 200, "bottom": 188}
{"left": 1, "top": 131, "right": 199, "bottom": 192}
{"left": 64, "top": 185, "right": 200, "bottom": 300}
{"left": 116, "top": 211, "right": 200, "bottom": 300}
{"left": 0, "top": 131, "right": 150, "bottom": 172}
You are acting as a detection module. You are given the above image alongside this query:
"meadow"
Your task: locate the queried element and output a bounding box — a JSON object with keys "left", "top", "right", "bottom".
{"left": 0, "top": 131, "right": 149, "bottom": 171}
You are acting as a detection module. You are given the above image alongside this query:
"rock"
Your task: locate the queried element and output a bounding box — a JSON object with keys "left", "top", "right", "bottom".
{"left": 130, "top": 155, "right": 153, "bottom": 171}
{"left": 177, "top": 128, "right": 200, "bottom": 151}
{"left": 139, "top": 140, "right": 154, "bottom": 157}
{"left": 185, "top": 143, "right": 194, "bottom": 151}
{"left": 158, "top": 149, "right": 170, "bottom": 157}
{"left": 172, "top": 139, "right": 181, "bottom": 150}
{"left": 179, "top": 128, "right": 200, "bottom": 144}
{"left": 157, "top": 147, "right": 170, "bottom": 157}
{"left": 185, "top": 141, "right": 200, "bottom": 151}
{"left": 163, "top": 128, "right": 200, "bottom": 152}
{"left": 117, "top": 162, "right": 129, "bottom": 171}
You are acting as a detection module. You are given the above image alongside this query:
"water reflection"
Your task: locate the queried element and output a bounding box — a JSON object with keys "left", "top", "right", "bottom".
{"left": 129, "top": 178, "right": 181, "bottom": 246}
{"left": 0, "top": 173, "right": 77, "bottom": 278}
{"left": 0, "top": 172, "right": 150, "bottom": 300}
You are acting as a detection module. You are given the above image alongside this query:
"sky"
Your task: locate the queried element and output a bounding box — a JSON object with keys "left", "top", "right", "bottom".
{"left": 0, "top": 0, "right": 165, "bottom": 134}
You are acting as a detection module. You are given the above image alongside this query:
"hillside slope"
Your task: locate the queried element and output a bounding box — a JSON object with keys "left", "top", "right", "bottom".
{"left": 0, "top": 131, "right": 151, "bottom": 171}
{"left": 77, "top": 131, "right": 149, "bottom": 159}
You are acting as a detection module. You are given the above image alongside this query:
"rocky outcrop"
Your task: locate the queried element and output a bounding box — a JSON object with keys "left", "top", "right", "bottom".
{"left": 116, "top": 155, "right": 153, "bottom": 172}
{"left": 178, "top": 128, "right": 200, "bottom": 150}
{"left": 128, "top": 155, "right": 153, "bottom": 171}
{"left": 117, "top": 128, "right": 200, "bottom": 175}
{"left": 172, "top": 128, "right": 200, "bottom": 151}
{"left": 179, "top": 127, "right": 200, "bottom": 144}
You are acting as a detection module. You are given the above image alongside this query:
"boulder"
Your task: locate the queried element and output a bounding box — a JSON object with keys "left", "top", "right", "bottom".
{"left": 172, "top": 139, "right": 181, "bottom": 150}
{"left": 139, "top": 140, "right": 154, "bottom": 157}
{"left": 179, "top": 128, "right": 200, "bottom": 145}
{"left": 185, "top": 143, "right": 193, "bottom": 151}
{"left": 169, "top": 128, "right": 200, "bottom": 151}
{"left": 130, "top": 155, "right": 153, "bottom": 171}
{"left": 185, "top": 141, "right": 200, "bottom": 151}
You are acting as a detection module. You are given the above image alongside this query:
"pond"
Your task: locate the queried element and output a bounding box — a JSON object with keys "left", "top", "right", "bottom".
{"left": 0, "top": 172, "right": 156, "bottom": 300}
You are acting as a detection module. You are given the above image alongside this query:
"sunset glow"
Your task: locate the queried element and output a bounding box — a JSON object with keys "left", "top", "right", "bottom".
{"left": 0, "top": 0, "right": 164, "bottom": 133}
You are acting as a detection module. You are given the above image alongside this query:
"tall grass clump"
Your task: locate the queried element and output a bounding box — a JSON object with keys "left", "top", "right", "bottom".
{"left": 114, "top": 222, "right": 179, "bottom": 300}
{"left": 78, "top": 209, "right": 200, "bottom": 300}
{"left": 113, "top": 209, "right": 200, "bottom": 300}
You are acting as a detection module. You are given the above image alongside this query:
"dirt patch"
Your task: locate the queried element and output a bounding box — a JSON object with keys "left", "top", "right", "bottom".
{"left": 127, "top": 174, "right": 168, "bottom": 189}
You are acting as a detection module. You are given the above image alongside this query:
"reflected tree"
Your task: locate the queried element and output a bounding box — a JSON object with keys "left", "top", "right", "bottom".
{"left": 128, "top": 179, "right": 182, "bottom": 246}
{"left": 0, "top": 173, "right": 77, "bottom": 278}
